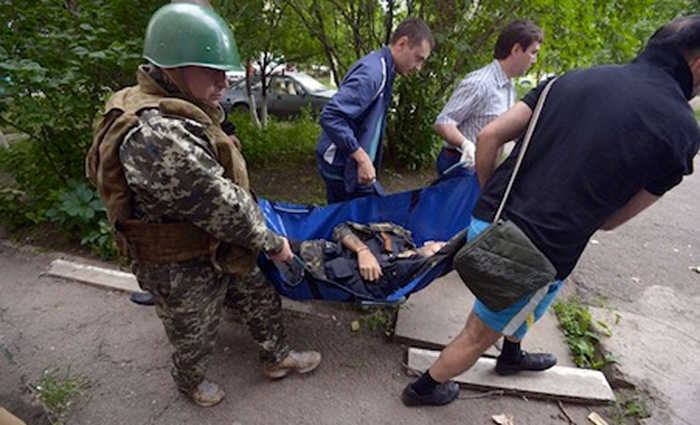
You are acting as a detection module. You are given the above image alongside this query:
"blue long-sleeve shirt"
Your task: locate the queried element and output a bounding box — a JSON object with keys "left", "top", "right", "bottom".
{"left": 315, "top": 47, "right": 395, "bottom": 194}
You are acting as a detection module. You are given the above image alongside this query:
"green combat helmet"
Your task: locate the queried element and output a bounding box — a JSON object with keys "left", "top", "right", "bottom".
{"left": 143, "top": 3, "right": 243, "bottom": 71}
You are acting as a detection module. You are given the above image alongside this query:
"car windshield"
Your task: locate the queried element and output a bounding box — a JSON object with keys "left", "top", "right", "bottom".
{"left": 233, "top": 77, "right": 257, "bottom": 90}
{"left": 291, "top": 73, "right": 328, "bottom": 93}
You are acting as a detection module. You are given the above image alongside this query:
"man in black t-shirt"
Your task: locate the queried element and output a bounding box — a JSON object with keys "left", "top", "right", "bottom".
{"left": 402, "top": 15, "right": 700, "bottom": 407}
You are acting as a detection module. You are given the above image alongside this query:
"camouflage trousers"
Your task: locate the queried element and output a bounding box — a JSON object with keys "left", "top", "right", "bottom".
{"left": 131, "top": 259, "right": 290, "bottom": 391}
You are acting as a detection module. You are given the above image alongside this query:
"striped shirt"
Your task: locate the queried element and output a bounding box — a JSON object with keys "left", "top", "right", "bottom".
{"left": 435, "top": 60, "right": 515, "bottom": 149}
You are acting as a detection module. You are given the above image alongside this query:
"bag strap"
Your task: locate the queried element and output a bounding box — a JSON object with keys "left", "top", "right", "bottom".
{"left": 494, "top": 77, "right": 557, "bottom": 222}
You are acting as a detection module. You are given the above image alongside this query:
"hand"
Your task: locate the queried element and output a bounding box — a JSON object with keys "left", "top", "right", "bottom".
{"left": 357, "top": 161, "right": 377, "bottom": 185}
{"left": 416, "top": 241, "right": 446, "bottom": 257}
{"left": 460, "top": 139, "right": 476, "bottom": 169}
{"left": 268, "top": 237, "right": 293, "bottom": 263}
{"left": 350, "top": 148, "right": 376, "bottom": 185}
{"left": 357, "top": 249, "right": 382, "bottom": 282}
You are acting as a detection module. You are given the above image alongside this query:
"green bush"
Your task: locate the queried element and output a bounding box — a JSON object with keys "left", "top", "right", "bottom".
{"left": 229, "top": 109, "right": 321, "bottom": 166}
{"left": 1, "top": 1, "right": 149, "bottom": 202}
{"left": 387, "top": 74, "right": 442, "bottom": 169}
{"left": 0, "top": 185, "right": 33, "bottom": 228}
{"left": 0, "top": 0, "right": 157, "bottom": 248}
{"left": 45, "top": 180, "right": 116, "bottom": 259}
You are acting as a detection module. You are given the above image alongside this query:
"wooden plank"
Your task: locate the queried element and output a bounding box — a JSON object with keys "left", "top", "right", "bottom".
{"left": 0, "top": 408, "right": 27, "bottom": 425}
{"left": 47, "top": 259, "right": 324, "bottom": 318}
{"left": 48, "top": 259, "right": 140, "bottom": 293}
{"left": 407, "top": 347, "right": 614, "bottom": 403}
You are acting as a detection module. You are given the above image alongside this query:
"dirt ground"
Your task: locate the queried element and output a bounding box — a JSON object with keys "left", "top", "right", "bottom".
{"left": 0, "top": 241, "right": 607, "bottom": 425}
{"left": 1, "top": 157, "right": 699, "bottom": 425}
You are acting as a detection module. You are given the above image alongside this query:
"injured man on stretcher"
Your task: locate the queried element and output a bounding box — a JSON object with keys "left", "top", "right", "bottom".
{"left": 130, "top": 221, "right": 453, "bottom": 305}
{"left": 278, "top": 221, "right": 449, "bottom": 299}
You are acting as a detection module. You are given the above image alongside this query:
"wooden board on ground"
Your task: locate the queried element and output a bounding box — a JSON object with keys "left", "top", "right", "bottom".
{"left": 47, "top": 259, "right": 316, "bottom": 315}
{"left": 394, "top": 271, "right": 574, "bottom": 366}
{"left": 48, "top": 259, "right": 140, "bottom": 293}
{"left": 407, "top": 347, "right": 614, "bottom": 404}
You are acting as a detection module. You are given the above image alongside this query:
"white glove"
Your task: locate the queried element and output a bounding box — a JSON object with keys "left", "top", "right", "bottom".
{"left": 459, "top": 138, "right": 476, "bottom": 169}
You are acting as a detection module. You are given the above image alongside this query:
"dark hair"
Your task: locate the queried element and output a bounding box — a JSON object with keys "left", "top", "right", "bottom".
{"left": 647, "top": 15, "right": 700, "bottom": 59}
{"left": 390, "top": 17, "right": 435, "bottom": 49}
{"left": 494, "top": 19, "right": 544, "bottom": 59}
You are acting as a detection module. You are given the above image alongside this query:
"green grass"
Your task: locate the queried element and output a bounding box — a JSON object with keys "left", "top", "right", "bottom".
{"left": 28, "top": 365, "right": 91, "bottom": 425}
{"left": 553, "top": 296, "right": 617, "bottom": 369}
{"left": 358, "top": 306, "right": 399, "bottom": 334}
{"left": 612, "top": 390, "right": 652, "bottom": 424}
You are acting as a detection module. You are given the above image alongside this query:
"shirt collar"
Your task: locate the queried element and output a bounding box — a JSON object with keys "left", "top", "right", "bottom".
{"left": 492, "top": 60, "right": 513, "bottom": 88}
{"left": 382, "top": 46, "right": 396, "bottom": 76}
{"left": 633, "top": 47, "right": 694, "bottom": 100}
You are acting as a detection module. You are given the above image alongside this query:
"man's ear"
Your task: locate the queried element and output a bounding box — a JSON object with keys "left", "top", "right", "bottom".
{"left": 688, "top": 56, "right": 700, "bottom": 83}
{"left": 689, "top": 56, "right": 700, "bottom": 72}
{"left": 510, "top": 43, "right": 524, "bottom": 57}
{"left": 395, "top": 35, "right": 410, "bottom": 50}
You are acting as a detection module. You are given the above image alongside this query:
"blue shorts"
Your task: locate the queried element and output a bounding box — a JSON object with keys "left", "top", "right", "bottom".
{"left": 467, "top": 217, "right": 563, "bottom": 340}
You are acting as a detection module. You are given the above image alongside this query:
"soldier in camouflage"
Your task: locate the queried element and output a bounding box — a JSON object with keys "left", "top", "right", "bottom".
{"left": 86, "top": 3, "right": 320, "bottom": 407}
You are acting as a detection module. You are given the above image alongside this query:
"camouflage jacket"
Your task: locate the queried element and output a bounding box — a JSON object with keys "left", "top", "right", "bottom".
{"left": 87, "top": 66, "right": 281, "bottom": 275}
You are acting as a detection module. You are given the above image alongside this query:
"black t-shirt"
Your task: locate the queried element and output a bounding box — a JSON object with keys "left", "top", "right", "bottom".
{"left": 472, "top": 48, "right": 699, "bottom": 279}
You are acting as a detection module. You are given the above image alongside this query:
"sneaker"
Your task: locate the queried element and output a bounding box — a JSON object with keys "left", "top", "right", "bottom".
{"left": 495, "top": 351, "right": 557, "bottom": 376}
{"left": 263, "top": 350, "right": 322, "bottom": 379}
{"left": 183, "top": 379, "right": 225, "bottom": 407}
{"left": 401, "top": 381, "right": 460, "bottom": 407}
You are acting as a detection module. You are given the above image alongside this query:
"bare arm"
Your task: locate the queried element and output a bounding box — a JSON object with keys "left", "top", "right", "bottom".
{"left": 475, "top": 102, "right": 532, "bottom": 187}
{"left": 600, "top": 190, "right": 660, "bottom": 231}
{"left": 339, "top": 232, "right": 382, "bottom": 282}
{"left": 434, "top": 123, "right": 469, "bottom": 148}
{"left": 349, "top": 148, "right": 376, "bottom": 185}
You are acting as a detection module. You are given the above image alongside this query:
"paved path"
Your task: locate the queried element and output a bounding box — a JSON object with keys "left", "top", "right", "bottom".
{"left": 570, "top": 155, "right": 700, "bottom": 425}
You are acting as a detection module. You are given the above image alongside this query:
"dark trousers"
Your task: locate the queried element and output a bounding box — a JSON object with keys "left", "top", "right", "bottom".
{"left": 436, "top": 147, "right": 473, "bottom": 179}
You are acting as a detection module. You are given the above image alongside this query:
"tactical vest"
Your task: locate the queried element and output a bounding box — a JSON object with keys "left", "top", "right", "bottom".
{"left": 86, "top": 67, "right": 257, "bottom": 276}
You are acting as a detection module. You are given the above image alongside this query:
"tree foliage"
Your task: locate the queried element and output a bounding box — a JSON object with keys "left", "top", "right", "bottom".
{"left": 0, "top": 0, "right": 160, "bottom": 234}
{"left": 0, "top": 0, "right": 159, "bottom": 202}
{"left": 0, "top": 0, "right": 697, "bottom": 196}
{"left": 283, "top": 0, "right": 696, "bottom": 166}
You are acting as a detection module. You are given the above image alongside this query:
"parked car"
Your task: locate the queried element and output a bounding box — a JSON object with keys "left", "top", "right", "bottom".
{"left": 226, "top": 71, "right": 245, "bottom": 86}
{"left": 221, "top": 72, "right": 336, "bottom": 118}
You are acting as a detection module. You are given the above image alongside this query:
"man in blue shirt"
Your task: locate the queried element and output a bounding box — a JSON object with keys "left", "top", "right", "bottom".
{"left": 315, "top": 18, "right": 434, "bottom": 203}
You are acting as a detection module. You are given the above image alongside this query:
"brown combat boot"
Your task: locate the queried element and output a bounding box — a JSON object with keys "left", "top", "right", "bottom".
{"left": 263, "top": 350, "right": 322, "bottom": 379}
{"left": 183, "top": 379, "right": 225, "bottom": 407}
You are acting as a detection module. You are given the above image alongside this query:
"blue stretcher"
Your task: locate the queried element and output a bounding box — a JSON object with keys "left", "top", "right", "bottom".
{"left": 257, "top": 173, "right": 481, "bottom": 304}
